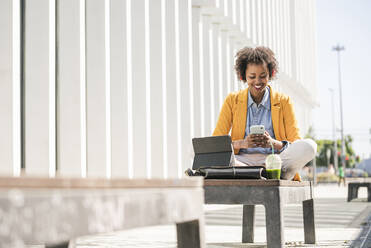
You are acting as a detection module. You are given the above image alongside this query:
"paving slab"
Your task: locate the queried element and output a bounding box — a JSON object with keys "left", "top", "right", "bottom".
{"left": 71, "top": 184, "right": 370, "bottom": 248}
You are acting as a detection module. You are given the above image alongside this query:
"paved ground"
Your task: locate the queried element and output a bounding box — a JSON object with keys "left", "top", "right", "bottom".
{"left": 72, "top": 184, "right": 370, "bottom": 248}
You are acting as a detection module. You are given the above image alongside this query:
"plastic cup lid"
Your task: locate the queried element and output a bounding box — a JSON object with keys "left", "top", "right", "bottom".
{"left": 265, "top": 154, "right": 282, "bottom": 169}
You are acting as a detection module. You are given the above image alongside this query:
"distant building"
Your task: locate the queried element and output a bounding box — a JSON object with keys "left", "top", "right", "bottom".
{"left": 356, "top": 158, "right": 371, "bottom": 176}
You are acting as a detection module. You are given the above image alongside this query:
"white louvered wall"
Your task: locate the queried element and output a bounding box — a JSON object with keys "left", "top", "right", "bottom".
{"left": 0, "top": 0, "right": 317, "bottom": 178}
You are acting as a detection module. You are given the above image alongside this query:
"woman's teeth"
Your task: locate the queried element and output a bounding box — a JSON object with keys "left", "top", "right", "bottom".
{"left": 255, "top": 85, "right": 262, "bottom": 89}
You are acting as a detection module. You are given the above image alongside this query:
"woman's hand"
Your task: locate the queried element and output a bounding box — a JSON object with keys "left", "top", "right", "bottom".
{"left": 232, "top": 135, "right": 255, "bottom": 149}
{"left": 233, "top": 131, "right": 283, "bottom": 150}
{"left": 249, "top": 132, "right": 269, "bottom": 148}
{"left": 254, "top": 131, "right": 283, "bottom": 150}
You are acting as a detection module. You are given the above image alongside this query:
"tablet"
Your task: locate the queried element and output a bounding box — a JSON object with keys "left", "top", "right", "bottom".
{"left": 192, "top": 135, "right": 234, "bottom": 170}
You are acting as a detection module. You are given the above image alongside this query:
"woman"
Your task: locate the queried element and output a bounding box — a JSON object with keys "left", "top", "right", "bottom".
{"left": 213, "top": 46, "right": 316, "bottom": 180}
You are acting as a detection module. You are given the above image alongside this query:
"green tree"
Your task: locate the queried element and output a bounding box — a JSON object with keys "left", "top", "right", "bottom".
{"left": 315, "top": 135, "right": 357, "bottom": 168}
{"left": 303, "top": 126, "right": 359, "bottom": 168}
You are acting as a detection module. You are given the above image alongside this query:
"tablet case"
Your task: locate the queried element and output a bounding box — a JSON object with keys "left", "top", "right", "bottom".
{"left": 192, "top": 135, "right": 234, "bottom": 170}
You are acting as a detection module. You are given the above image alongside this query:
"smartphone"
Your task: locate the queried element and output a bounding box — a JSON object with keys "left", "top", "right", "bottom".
{"left": 249, "top": 125, "right": 265, "bottom": 135}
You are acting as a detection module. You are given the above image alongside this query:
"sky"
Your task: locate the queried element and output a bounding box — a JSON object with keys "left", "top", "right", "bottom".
{"left": 314, "top": 0, "right": 371, "bottom": 159}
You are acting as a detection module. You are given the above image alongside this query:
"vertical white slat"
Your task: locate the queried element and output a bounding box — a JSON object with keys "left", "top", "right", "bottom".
{"left": 126, "top": 0, "right": 133, "bottom": 177}
{"left": 227, "top": 0, "right": 233, "bottom": 20}
{"left": 217, "top": 26, "right": 223, "bottom": 109}
{"left": 231, "top": 0, "right": 236, "bottom": 24}
{"left": 223, "top": 0, "right": 228, "bottom": 17}
{"left": 303, "top": 0, "right": 308, "bottom": 86}
{"left": 24, "top": 0, "right": 55, "bottom": 176}
{"left": 145, "top": 0, "right": 152, "bottom": 178}
{"left": 129, "top": 0, "right": 147, "bottom": 178}
{"left": 310, "top": 0, "right": 317, "bottom": 91}
{"left": 211, "top": 22, "right": 221, "bottom": 129}
{"left": 261, "top": 0, "right": 267, "bottom": 46}
{"left": 245, "top": 0, "right": 252, "bottom": 41}
{"left": 208, "top": 21, "right": 215, "bottom": 133}
{"left": 234, "top": 0, "right": 240, "bottom": 28}
{"left": 192, "top": 7, "right": 202, "bottom": 138}
{"left": 234, "top": 41, "right": 243, "bottom": 90}
{"left": 280, "top": 0, "right": 287, "bottom": 74}
{"left": 275, "top": 0, "right": 282, "bottom": 64}
{"left": 217, "top": 0, "right": 224, "bottom": 14}
{"left": 239, "top": 0, "right": 245, "bottom": 34}
{"left": 295, "top": 0, "right": 302, "bottom": 83}
{"left": 284, "top": 0, "right": 291, "bottom": 77}
{"left": 267, "top": 0, "right": 273, "bottom": 49}
{"left": 165, "top": 0, "right": 179, "bottom": 178}
{"left": 251, "top": 0, "right": 257, "bottom": 44}
{"left": 220, "top": 29, "right": 228, "bottom": 103}
{"left": 13, "top": 0, "right": 21, "bottom": 176}
{"left": 216, "top": 0, "right": 221, "bottom": 8}
{"left": 308, "top": 0, "right": 314, "bottom": 88}
{"left": 110, "top": 0, "right": 129, "bottom": 178}
{"left": 226, "top": 34, "right": 232, "bottom": 94}
{"left": 295, "top": 0, "right": 300, "bottom": 82}
{"left": 234, "top": 40, "right": 239, "bottom": 91}
{"left": 256, "top": 0, "right": 264, "bottom": 46}
{"left": 279, "top": 0, "right": 285, "bottom": 72}
{"left": 179, "top": 0, "right": 193, "bottom": 173}
{"left": 148, "top": 0, "right": 164, "bottom": 178}
{"left": 307, "top": 0, "right": 312, "bottom": 86}
{"left": 0, "top": 0, "right": 21, "bottom": 176}
{"left": 174, "top": 0, "right": 182, "bottom": 177}
{"left": 272, "top": 0, "right": 278, "bottom": 54}
{"left": 57, "top": 0, "right": 85, "bottom": 177}
{"left": 85, "top": 0, "right": 109, "bottom": 177}
{"left": 0, "top": 0, "right": 12, "bottom": 174}
{"left": 228, "top": 37, "right": 237, "bottom": 91}
{"left": 200, "top": 15, "right": 211, "bottom": 136}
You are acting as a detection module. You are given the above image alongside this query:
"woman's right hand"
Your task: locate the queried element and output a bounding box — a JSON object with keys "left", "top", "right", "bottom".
{"left": 233, "top": 134, "right": 269, "bottom": 149}
{"left": 232, "top": 135, "right": 258, "bottom": 149}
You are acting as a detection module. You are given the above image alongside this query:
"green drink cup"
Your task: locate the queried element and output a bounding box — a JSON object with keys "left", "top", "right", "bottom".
{"left": 265, "top": 154, "right": 282, "bottom": 180}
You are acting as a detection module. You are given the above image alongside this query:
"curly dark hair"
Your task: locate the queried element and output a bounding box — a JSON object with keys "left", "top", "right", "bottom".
{"left": 234, "top": 46, "right": 278, "bottom": 82}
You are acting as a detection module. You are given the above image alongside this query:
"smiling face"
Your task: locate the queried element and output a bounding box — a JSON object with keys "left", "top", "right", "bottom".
{"left": 245, "top": 63, "right": 270, "bottom": 103}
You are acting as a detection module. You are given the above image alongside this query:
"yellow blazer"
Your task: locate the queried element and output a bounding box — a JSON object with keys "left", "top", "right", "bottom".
{"left": 213, "top": 85, "right": 301, "bottom": 154}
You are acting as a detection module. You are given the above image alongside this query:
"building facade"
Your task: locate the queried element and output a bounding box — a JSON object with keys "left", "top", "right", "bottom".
{"left": 0, "top": 0, "right": 317, "bottom": 178}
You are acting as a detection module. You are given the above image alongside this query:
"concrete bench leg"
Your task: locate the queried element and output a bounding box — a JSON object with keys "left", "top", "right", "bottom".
{"left": 45, "top": 241, "right": 69, "bottom": 248}
{"left": 302, "top": 199, "right": 316, "bottom": 244}
{"left": 348, "top": 185, "right": 358, "bottom": 202}
{"left": 242, "top": 204, "right": 255, "bottom": 243}
{"left": 176, "top": 219, "right": 204, "bottom": 248}
{"left": 265, "top": 200, "right": 284, "bottom": 248}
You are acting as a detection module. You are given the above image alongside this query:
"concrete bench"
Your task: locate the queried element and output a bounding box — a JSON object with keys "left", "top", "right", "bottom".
{"left": 347, "top": 181, "right": 371, "bottom": 202}
{"left": 204, "top": 179, "right": 315, "bottom": 248}
{"left": 0, "top": 177, "right": 205, "bottom": 248}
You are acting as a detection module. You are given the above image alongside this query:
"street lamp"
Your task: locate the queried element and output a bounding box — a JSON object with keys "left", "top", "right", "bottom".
{"left": 328, "top": 88, "right": 338, "bottom": 172}
{"left": 332, "top": 44, "right": 346, "bottom": 173}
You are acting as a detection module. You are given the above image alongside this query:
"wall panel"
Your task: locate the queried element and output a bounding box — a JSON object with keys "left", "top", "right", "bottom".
{"left": 0, "top": 0, "right": 21, "bottom": 175}
{"left": 179, "top": 0, "right": 193, "bottom": 173}
{"left": 148, "top": 0, "right": 165, "bottom": 178}
{"left": 57, "top": 0, "right": 85, "bottom": 177}
{"left": 165, "top": 0, "right": 179, "bottom": 177}
{"left": 24, "top": 0, "right": 55, "bottom": 176}
{"left": 130, "top": 0, "right": 147, "bottom": 178}
{"left": 110, "top": 0, "right": 129, "bottom": 178}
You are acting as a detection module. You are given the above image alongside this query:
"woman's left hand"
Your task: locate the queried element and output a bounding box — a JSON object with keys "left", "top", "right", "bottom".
{"left": 250, "top": 131, "right": 272, "bottom": 148}
{"left": 251, "top": 131, "right": 285, "bottom": 150}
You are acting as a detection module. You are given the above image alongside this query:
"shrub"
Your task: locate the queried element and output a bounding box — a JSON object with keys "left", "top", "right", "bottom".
{"left": 316, "top": 172, "right": 338, "bottom": 183}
